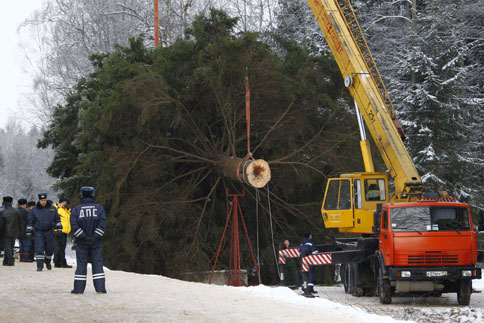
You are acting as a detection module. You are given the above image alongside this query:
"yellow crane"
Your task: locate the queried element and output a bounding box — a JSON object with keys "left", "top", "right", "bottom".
{"left": 307, "top": 0, "right": 426, "bottom": 233}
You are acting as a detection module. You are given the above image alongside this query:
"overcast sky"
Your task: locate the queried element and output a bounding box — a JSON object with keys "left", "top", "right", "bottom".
{"left": 0, "top": 1, "right": 43, "bottom": 129}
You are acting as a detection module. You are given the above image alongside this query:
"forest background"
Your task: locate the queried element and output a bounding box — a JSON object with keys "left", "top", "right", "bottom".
{"left": 1, "top": 0, "right": 482, "bottom": 284}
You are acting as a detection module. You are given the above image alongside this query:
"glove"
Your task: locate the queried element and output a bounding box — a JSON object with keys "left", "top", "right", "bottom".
{"left": 85, "top": 235, "right": 99, "bottom": 247}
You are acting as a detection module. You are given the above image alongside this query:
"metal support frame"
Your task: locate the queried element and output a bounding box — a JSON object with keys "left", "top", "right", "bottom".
{"left": 209, "top": 188, "right": 262, "bottom": 286}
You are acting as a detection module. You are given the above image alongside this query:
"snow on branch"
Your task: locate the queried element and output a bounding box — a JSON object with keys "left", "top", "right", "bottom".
{"left": 364, "top": 16, "right": 411, "bottom": 32}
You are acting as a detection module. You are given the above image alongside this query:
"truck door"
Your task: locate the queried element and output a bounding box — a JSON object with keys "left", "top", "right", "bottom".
{"left": 379, "top": 210, "right": 391, "bottom": 265}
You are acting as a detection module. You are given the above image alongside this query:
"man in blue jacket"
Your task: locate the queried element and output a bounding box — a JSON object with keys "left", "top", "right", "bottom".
{"left": 299, "top": 233, "right": 317, "bottom": 294}
{"left": 27, "top": 193, "right": 63, "bottom": 271}
{"left": 70, "top": 186, "right": 107, "bottom": 294}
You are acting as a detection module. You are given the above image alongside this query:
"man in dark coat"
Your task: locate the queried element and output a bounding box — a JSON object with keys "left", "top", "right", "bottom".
{"left": 279, "top": 239, "right": 301, "bottom": 287}
{"left": 2, "top": 196, "right": 21, "bottom": 266}
{"left": 17, "top": 199, "right": 33, "bottom": 262}
{"left": 70, "top": 186, "right": 107, "bottom": 294}
{"left": 299, "top": 233, "right": 317, "bottom": 293}
{"left": 27, "top": 193, "right": 62, "bottom": 271}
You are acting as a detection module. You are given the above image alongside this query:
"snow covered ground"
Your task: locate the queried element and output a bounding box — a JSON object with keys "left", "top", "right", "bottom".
{"left": 0, "top": 243, "right": 482, "bottom": 323}
{"left": 0, "top": 261, "right": 401, "bottom": 323}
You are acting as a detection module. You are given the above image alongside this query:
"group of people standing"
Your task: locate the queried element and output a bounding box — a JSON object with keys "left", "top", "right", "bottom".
{"left": 0, "top": 193, "right": 72, "bottom": 268}
{"left": 0, "top": 186, "right": 108, "bottom": 294}
{"left": 279, "top": 233, "right": 318, "bottom": 294}
{"left": 0, "top": 195, "right": 71, "bottom": 268}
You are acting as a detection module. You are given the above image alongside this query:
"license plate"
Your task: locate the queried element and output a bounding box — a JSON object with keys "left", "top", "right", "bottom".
{"left": 426, "top": 271, "right": 447, "bottom": 277}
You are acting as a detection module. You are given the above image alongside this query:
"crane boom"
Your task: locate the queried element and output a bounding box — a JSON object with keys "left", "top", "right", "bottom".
{"left": 307, "top": 0, "right": 423, "bottom": 198}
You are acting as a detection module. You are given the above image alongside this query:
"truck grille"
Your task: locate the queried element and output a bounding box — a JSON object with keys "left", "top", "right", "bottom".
{"left": 408, "top": 251, "right": 458, "bottom": 265}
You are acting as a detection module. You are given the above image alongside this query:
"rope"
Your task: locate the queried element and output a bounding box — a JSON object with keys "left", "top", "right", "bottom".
{"left": 236, "top": 72, "right": 254, "bottom": 183}
{"left": 245, "top": 73, "right": 251, "bottom": 156}
{"left": 266, "top": 183, "right": 280, "bottom": 278}
{"left": 255, "top": 189, "right": 260, "bottom": 274}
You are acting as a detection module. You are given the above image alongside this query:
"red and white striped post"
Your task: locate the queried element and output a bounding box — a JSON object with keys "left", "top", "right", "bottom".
{"left": 278, "top": 247, "right": 300, "bottom": 282}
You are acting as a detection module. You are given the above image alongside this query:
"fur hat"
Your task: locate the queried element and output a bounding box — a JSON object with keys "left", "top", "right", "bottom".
{"left": 17, "top": 198, "right": 27, "bottom": 205}
{"left": 80, "top": 186, "right": 95, "bottom": 198}
{"left": 2, "top": 196, "right": 13, "bottom": 203}
{"left": 38, "top": 193, "right": 48, "bottom": 200}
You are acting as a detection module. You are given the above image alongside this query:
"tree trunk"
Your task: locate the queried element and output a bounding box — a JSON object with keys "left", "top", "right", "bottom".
{"left": 217, "top": 157, "right": 271, "bottom": 188}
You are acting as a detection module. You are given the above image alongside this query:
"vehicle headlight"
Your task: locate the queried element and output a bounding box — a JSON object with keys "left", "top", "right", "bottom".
{"left": 400, "top": 271, "right": 411, "bottom": 278}
{"left": 462, "top": 270, "right": 472, "bottom": 277}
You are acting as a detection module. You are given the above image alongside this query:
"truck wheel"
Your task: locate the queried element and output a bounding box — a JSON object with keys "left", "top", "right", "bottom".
{"left": 457, "top": 280, "right": 471, "bottom": 306}
{"left": 345, "top": 263, "right": 356, "bottom": 295}
{"left": 378, "top": 267, "right": 392, "bottom": 304}
{"left": 348, "top": 263, "right": 364, "bottom": 297}
{"left": 342, "top": 265, "right": 349, "bottom": 293}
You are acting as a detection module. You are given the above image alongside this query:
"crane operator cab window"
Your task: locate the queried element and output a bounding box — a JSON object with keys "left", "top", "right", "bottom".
{"left": 365, "top": 179, "right": 386, "bottom": 201}
{"left": 323, "top": 179, "right": 352, "bottom": 210}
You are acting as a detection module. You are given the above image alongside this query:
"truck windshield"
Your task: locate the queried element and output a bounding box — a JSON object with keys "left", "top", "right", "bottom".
{"left": 391, "top": 206, "right": 470, "bottom": 232}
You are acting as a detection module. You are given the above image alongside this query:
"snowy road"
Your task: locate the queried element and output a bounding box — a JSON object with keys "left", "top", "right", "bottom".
{"left": 0, "top": 262, "right": 399, "bottom": 323}
{"left": 313, "top": 282, "right": 484, "bottom": 323}
{"left": 1, "top": 261, "right": 483, "bottom": 322}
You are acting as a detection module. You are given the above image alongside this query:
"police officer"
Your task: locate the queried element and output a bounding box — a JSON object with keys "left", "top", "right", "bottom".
{"left": 299, "top": 233, "right": 317, "bottom": 294}
{"left": 70, "top": 186, "right": 107, "bottom": 294}
{"left": 27, "top": 193, "right": 62, "bottom": 271}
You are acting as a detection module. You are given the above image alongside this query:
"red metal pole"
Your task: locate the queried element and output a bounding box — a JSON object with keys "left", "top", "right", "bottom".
{"left": 228, "top": 207, "right": 234, "bottom": 285}
{"left": 209, "top": 201, "right": 234, "bottom": 284}
{"left": 238, "top": 201, "right": 262, "bottom": 284}
{"left": 154, "top": 0, "right": 159, "bottom": 47}
{"left": 233, "top": 196, "right": 241, "bottom": 286}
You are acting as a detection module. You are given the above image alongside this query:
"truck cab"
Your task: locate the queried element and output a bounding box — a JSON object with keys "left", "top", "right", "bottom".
{"left": 376, "top": 199, "right": 481, "bottom": 304}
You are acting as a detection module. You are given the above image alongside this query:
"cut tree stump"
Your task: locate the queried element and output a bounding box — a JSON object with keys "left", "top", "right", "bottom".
{"left": 218, "top": 157, "right": 271, "bottom": 188}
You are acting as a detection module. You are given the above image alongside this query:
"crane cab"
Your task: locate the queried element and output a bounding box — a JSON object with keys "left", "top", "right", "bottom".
{"left": 321, "top": 172, "right": 389, "bottom": 234}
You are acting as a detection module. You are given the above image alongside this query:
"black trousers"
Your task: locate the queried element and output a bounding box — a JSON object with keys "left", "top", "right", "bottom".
{"left": 54, "top": 233, "right": 67, "bottom": 266}
{"left": 35, "top": 230, "right": 54, "bottom": 269}
{"left": 3, "top": 237, "right": 15, "bottom": 265}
